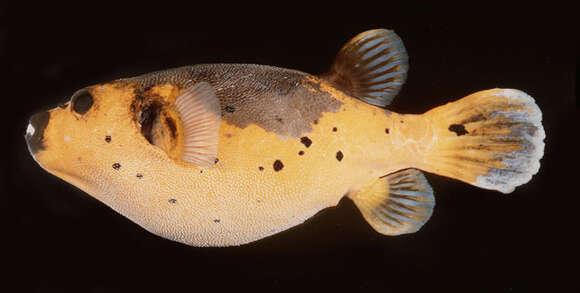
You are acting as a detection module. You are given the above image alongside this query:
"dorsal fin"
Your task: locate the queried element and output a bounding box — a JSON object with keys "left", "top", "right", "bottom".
{"left": 321, "top": 29, "right": 409, "bottom": 107}
{"left": 174, "top": 82, "right": 222, "bottom": 168}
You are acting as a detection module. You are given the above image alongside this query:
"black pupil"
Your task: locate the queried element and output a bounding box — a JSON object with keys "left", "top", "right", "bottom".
{"left": 72, "top": 91, "right": 94, "bottom": 114}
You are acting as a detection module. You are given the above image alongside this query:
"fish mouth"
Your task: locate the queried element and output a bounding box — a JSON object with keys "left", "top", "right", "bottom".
{"left": 25, "top": 110, "right": 50, "bottom": 155}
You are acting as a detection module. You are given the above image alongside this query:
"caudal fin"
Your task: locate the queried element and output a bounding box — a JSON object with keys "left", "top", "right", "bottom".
{"left": 421, "top": 89, "right": 545, "bottom": 194}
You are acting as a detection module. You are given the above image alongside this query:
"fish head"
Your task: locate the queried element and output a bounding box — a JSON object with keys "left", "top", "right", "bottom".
{"left": 24, "top": 80, "right": 185, "bottom": 197}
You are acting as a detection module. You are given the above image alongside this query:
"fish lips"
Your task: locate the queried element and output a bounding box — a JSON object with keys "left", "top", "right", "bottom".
{"left": 25, "top": 110, "right": 50, "bottom": 155}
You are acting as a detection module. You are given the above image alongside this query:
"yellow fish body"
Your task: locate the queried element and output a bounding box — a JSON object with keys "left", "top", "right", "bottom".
{"left": 25, "top": 29, "right": 545, "bottom": 246}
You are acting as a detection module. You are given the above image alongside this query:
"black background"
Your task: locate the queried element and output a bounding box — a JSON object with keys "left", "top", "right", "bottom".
{"left": 1, "top": 3, "right": 576, "bottom": 292}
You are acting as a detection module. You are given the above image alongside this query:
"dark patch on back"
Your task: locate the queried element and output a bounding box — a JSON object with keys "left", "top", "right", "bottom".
{"left": 258, "top": 166, "right": 264, "bottom": 171}
{"left": 298, "top": 150, "right": 304, "bottom": 156}
{"left": 273, "top": 160, "right": 284, "bottom": 171}
{"left": 125, "top": 64, "right": 343, "bottom": 137}
{"left": 112, "top": 163, "right": 121, "bottom": 170}
{"left": 336, "top": 151, "right": 344, "bottom": 161}
{"left": 332, "top": 127, "right": 337, "bottom": 132}
{"left": 136, "top": 173, "right": 143, "bottom": 179}
{"left": 225, "top": 105, "right": 236, "bottom": 113}
{"left": 165, "top": 117, "right": 177, "bottom": 139}
{"left": 105, "top": 135, "right": 112, "bottom": 143}
{"left": 300, "top": 136, "right": 312, "bottom": 148}
{"left": 449, "top": 124, "right": 469, "bottom": 136}
{"left": 168, "top": 199, "right": 177, "bottom": 204}
{"left": 385, "top": 128, "right": 389, "bottom": 134}
{"left": 313, "top": 119, "right": 318, "bottom": 125}
{"left": 214, "top": 158, "right": 219, "bottom": 164}
{"left": 214, "top": 219, "right": 221, "bottom": 223}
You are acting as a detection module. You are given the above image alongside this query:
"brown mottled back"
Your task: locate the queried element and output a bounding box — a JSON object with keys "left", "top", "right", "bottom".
{"left": 123, "top": 64, "right": 343, "bottom": 137}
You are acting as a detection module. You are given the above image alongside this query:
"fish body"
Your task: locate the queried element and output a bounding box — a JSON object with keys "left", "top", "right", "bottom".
{"left": 25, "top": 30, "right": 545, "bottom": 246}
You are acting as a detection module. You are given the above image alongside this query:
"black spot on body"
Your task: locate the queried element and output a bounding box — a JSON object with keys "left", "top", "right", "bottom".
{"left": 214, "top": 158, "right": 219, "bottom": 164}
{"left": 336, "top": 151, "right": 343, "bottom": 161}
{"left": 112, "top": 163, "right": 121, "bottom": 170}
{"left": 136, "top": 173, "right": 143, "bottom": 179}
{"left": 168, "top": 199, "right": 177, "bottom": 204}
{"left": 385, "top": 128, "right": 389, "bottom": 134}
{"left": 313, "top": 119, "right": 318, "bottom": 124}
{"left": 298, "top": 150, "right": 304, "bottom": 156}
{"left": 258, "top": 166, "right": 264, "bottom": 171}
{"left": 400, "top": 120, "right": 404, "bottom": 123}
{"left": 200, "top": 170, "right": 203, "bottom": 173}
{"left": 165, "top": 117, "right": 177, "bottom": 139}
{"left": 273, "top": 160, "right": 284, "bottom": 171}
{"left": 214, "top": 219, "right": 220, "bottom": 223}
{"left": 225, "top": 105, "right": 235, "bottom": 113}
{"left": 300, "top": 136, "right": 312, "bottom": 148}
{"left": 332, "top": 127, "right": 337, "bottom": 132}
{"left": 449, "top": 124, "right": 469, "bottom": 136}
{"left": 105, "top": 135, "right": 112, "bottom": 143}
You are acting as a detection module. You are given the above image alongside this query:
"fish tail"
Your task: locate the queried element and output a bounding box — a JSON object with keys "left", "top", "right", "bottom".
{"left": 419, "top": 89, "right": 545, "bottom": 193}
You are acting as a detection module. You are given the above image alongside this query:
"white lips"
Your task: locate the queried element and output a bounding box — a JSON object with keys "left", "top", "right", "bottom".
{"left": 26, "top": 123, "right": 35, "bottom": 137}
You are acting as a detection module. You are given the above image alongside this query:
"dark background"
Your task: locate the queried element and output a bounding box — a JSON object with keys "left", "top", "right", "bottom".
{"left": 1, "top": 3, "right": 576, "bottom": 292}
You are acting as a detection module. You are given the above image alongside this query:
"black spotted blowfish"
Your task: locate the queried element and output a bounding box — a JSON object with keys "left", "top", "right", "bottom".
{"left": 25, "top": 29, "right": 545, "bottom": 246}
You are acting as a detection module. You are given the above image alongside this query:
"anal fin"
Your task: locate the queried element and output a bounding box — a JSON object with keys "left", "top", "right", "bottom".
{"left": 349, "top": 169, "right": 434, "bottom": 235}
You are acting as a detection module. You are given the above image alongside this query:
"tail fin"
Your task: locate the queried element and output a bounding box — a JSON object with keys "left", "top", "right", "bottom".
{"left": 421, "top": 89, "right": 545, "bottom": 194}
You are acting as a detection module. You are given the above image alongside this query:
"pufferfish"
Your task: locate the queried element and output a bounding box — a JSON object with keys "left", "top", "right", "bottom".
{"left": 25, "top": 29, "right": 545, "bottom": 247}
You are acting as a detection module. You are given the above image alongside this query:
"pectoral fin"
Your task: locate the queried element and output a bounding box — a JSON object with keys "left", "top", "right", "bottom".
{"left": 349, "top": 169, "right": 434, "bottom": 235}
{"left": 174, "top": 82, "right": 222, "bottom": 168}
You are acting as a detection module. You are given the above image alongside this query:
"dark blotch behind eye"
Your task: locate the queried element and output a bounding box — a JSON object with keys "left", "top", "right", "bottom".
{"left": 139, "top": 102, "right": 162, "bottom": 144}
{"left": 71, "top": 90, "right": 94, "bottom": 114}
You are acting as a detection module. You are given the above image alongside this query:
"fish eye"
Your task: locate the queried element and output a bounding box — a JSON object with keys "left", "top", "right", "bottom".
{"left": 71, "top": 90, "right": 94, "bottom": 115}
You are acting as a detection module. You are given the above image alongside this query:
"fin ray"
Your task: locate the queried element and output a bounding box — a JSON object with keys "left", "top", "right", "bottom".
{"left": 421, "top": 89, "right": 545, "bottom": 193}
{"left": 174, "top": 82, "right": 222, "bottom": 168}
{"left": 349, "top": 169, "right": 434, "bottom": 235}
{"left": 322, "top": 29, "right": 409, "bottom": 107}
